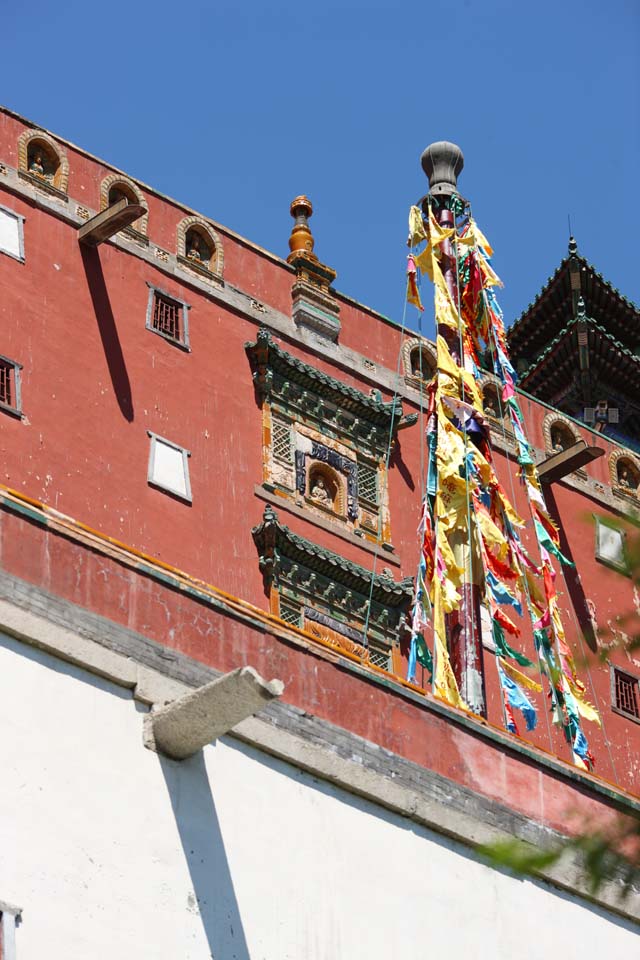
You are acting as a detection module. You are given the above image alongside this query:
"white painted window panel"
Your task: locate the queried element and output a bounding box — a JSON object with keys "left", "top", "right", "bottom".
{"left": 148, "top": 434, "right": 191, "bottom": 501}
{"left": 0, "top": 208, "right": 21, "bottom": 260}
{"left": 596, "top": 522, "right": 625, "bottom": 568}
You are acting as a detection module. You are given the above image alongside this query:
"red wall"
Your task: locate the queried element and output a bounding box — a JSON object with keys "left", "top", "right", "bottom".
{"left": 0, "top": 110, "right": 638, "bottom": 794}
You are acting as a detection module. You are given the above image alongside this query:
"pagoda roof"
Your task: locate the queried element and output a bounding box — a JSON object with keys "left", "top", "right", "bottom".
{"left": 508, "top": 242, "right": 639, "bottom": 363}
{"left": 519, "top": 313, "right": 640, "bottom": 401}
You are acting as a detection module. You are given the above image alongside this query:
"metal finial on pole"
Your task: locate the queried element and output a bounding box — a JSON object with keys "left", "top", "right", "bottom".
{"left": 421, "top": 141, "right": 464, "bottom": 196}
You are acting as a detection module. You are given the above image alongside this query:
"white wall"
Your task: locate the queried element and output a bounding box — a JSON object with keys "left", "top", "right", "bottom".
{"left": 0, "top": 630, "right": 636, "bottom": 959}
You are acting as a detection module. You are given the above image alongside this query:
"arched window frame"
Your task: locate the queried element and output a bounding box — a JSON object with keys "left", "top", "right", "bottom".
{"left": 542, "top": 413, "right": 582, "bottom": 455}
{"left": 100, "top": 174, "right": 148, "bottom": 238}
{"left": 177, "top": 216, "right": 224, "bottom": 279}
{"left": 609, "top": 449, "right": 640, "bottom": 499}
{"left": 17, "top": 129, "right": 69, "bottom": 196}
{"left": 306, "top": 461, "right": 346, "bottom": 517}
{"left": 402, "top": 337, "right": 436, "bottom": 391}
{"left": 482, "top": 383, "right": 502, "bottom": 421}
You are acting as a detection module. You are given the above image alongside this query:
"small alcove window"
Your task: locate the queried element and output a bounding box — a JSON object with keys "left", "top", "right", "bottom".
{"left": 147, "top": 432, "right": 192, "bottom": 502}
{"left": 146, "top": 285, "right": 190, "bottom": 349}
{"left": 307, "top": 463, "right": 342, "bottom": 515}
{"left": 482, "top": 385, "right": 501, "bottom": 420}
{"left": 615, "top": 458, "right": 640, "bottom": 495}
{"left": 549, "top": 421, "right": 576, "bottom": 453}
{"left": 0, "top": 205, "right": 25, "bottom": 263}
{"left": 18, "top": 130, "right": 69, "bottom": 196}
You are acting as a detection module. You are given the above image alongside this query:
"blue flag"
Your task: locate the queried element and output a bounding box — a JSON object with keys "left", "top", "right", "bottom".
{"left": 497, "top": 664, "right": 537, "bottom": 731}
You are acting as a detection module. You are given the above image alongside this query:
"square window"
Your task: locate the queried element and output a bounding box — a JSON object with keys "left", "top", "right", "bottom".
{"left": 279, "top": 597, "right": 301, "bottom": 627}
{"left": 594, "top": 517, "right": 629, "bottom": 574}
{"left": 0, "top": 205, "right": 25, "bottom": 262}
{"left": 367, "top": 644, "right": 391, "bottom": 670}
{"left": 147, "top": 432, "right": 192, "bottom": 502}
{"left": 611, "top": 667, "right": 640, "bottom": 721}
{"left": 146, "top": 285, "right": 190, "bottom": 349}
{"left": 0, "top": 355, "right": 23, "bottom": 416}
{"left": 357, "top": 461, "right": 378, "bottom": 505}
{"left": 272, "top": 418, "right": 293, "bottom": 464}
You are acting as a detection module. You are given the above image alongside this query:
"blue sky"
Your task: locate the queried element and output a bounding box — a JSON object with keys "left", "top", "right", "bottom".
{"left": 3, "top": 0, "right": 638, "bottom": 337}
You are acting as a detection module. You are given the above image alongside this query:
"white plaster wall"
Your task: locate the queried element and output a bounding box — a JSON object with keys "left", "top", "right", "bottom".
{"left": 0, "top": 630, "right": 636, "bottom": 959}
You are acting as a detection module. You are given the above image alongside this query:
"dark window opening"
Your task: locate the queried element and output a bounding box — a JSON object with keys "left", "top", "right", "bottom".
{"left": 153, "top": 292, "right": 182, "bottom": 342}
{"left": 0, "top": 360, "right": 14, "bottom": 407}
{"left": 613, "top": 668, "right": 639, "bottom": 719}
{"left": 0, "top": 356, "right": 21, "bottom": 415}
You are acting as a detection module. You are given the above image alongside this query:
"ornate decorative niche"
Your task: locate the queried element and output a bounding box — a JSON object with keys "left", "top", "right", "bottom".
{"left": 246, "top": 329, "right": 417, "bottom": 547}
{"left": 543, "top": 413, "right": 581, "bottom": 455}
{"left": 542, "top": 413, "right": 586, "bottom": 477}
{"left": 482, "top": 383, "right": 501, "bottom": 421}
{"left": 177, "top": 216, "right": 224, "bottom": 281}
{"left": 100, "top": 174, "right": 148, "bottom": 241}
{"left": 17, "top": 130, "right": 69, "bottom": 199}
{"left": 402, "top": 337, "right": 436, "bottom": 391}
{"left": 252, "top": 505, "right": 413, "bottom": 670}
{"left": 609, "top": 449, "right": 640, "bottom": 502}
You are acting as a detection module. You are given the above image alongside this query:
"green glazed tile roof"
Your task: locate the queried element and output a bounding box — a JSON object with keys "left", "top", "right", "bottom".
{"left": 246, "top": 328, "right": 415, "bottom": 429}
{"left": 252, "top": 505, "right": 413, "bottom": 604}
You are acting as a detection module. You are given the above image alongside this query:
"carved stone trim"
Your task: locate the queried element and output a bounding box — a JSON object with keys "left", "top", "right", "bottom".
{"left": 402, "top": 337, "right": 436, "bottom": 390}
{"left": 177, "top": 215, "right": 224, "bottom": 279}
{"left": 100, "top": 173, "right": 148, "bottom": 238}
{"left": 17, "top": 129, "right": 69, "bottom": 194}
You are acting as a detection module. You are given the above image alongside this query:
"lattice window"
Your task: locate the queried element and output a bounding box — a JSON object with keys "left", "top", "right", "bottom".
{"left": 153, "top": 293, "right": 182, "bottom": 341}
{"left": 357, "top": 461, "right": 378, "bottom": 505}
{"left": 613, "top": 668, "right": 639, "bottom": 719}
{"left": 0, "top": 355, "right": 22, "bottom": 415}
{"left": 367, "top": 645, "right": 390, "bottom": 670}
{"left": 146, "top": 286, "right": 190, "bottom": 349}
{"left": 279, "top": 597, "right": 301, "bottom": 627}
{"left": 272, "top": 419, "right": 293, "bottom": 464}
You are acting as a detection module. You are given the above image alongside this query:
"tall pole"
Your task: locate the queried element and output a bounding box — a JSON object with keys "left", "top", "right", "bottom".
{"left": 420, "top": 142, "right": 487, "bottom": 717}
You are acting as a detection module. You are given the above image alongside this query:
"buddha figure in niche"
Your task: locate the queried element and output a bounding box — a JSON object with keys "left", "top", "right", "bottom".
{"left": 484, "top": 392, "right": 498, "bottom": 419}
{"left": 410, "top": 349, "right": 431, "bottom": 380}
{"left": 28, "top": 147, "right": 53, "bottom": 183}
{"left": 310, "top": 474, "right": 332, "bottom": 507}
{"left": 617, "top": 463, "right": 637, "bottom": 491}
{"left": 186, "top": 232, "right": 208, "bottom": 265}
{"left": 551, "top": 427, "right": 567, "bottom": 453}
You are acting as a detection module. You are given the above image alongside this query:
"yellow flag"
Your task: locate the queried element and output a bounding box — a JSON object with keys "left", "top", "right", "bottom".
{"left": 433, "top": 578, "right": 466, "bottom": 709}
{"left": 408, "top": 205, "right": 428, "bottom": 245}
{"left": 499, "top": 658, "right": 542, "bottom": 693}
{"left": 428, "top": 209, "right": 455, "bottom": 248}
{"left": 568, "top": 680, "right": 601, "bottom": 726}
{"left": 414, "top": 244, "right": 433, "bottom": 279}
{"left": 469, "top": 218, "right": 494, "bottom": 256}
{"left": 476, "top": 509, "right": 509, "bottom": 560}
